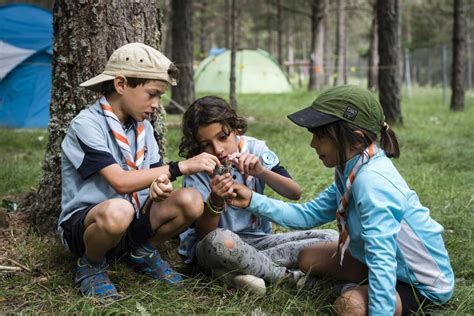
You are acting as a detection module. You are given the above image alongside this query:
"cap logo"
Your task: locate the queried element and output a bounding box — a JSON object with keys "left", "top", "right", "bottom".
{"left": 343, "top": 106, "right": 358, "bottom": 121}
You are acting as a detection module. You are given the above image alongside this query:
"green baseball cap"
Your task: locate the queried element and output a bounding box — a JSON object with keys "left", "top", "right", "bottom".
{"left": 287, "top": 85, "right": 385, "bottom": 135}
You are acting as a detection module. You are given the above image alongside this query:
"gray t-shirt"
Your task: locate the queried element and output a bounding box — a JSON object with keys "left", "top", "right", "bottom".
{"left": 58, "top": 98, "right": 162, "bottom": 246}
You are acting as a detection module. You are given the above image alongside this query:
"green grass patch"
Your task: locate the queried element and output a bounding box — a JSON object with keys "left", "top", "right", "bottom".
{"left": 1, "top": 87, "right": 473, "bottom": 314}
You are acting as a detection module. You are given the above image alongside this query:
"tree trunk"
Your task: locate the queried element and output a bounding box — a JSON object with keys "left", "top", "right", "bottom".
{"left": 467, "top": 17, "right": 472, "bottom": 91}
{"left": 333, "top": 0, "right": 346, "bottom": 86}
{"left": 21, "top": 0, "right": 165, "bottom": 232}
{"left": 342, "top": 10, "right": 348, "bottom": 84}
{"left": 450, "top": 0, "right": 466, "bottom": 111}
{"left": 266, "top": 0, "right": 273, "bottom": 56}
{"left": 377, "top": 0, "right": 402, "bottom": 123}
{"left": 224, "top": 0, "right": 230, "bottom": 49}
{"left": 229, "top": 0, "right": 237, "bottom": 109}
{"left": 323, "top": 2, "right": 332, "bottom": 85}
{"left": 170, "top": 0, "right": 194, "bottom": 112}
{"left": 308, "top": 0, "right": 326, "bottom": 91}
{"left": 163, "top": 0, "right": 173, "bottom": 59}
{"left": 367, "top": 0, "right": 379, "bottom": 91}
{"left": 198, "top": 0, "right": 209, "bottom": 60}
{"left": 277, "top": 0, "right": 283, "bottom": 66}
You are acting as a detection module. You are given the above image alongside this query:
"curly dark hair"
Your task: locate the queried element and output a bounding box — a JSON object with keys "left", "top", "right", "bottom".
{"left": 179, "top": 96, "right": 247, "bottom": 158}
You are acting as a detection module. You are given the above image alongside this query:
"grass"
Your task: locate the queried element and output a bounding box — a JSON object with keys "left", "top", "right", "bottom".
{"left": 1, "top": 86, "right": 473, "bottom": 314}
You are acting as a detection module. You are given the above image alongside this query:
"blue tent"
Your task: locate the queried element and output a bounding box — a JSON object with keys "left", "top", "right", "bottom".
{"left": 0, "top": 4, "right": 52, "bottom": 128}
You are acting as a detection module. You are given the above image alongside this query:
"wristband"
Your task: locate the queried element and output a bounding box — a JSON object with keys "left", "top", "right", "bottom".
{"left": 168, "top": 161, "right": 183, "bottom": 181}
{"left": 205, "top": 197, "right": 224, "bottom": 216}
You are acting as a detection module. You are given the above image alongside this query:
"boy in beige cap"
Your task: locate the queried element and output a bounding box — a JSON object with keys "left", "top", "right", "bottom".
{"left": 58, "top": 43, "right": 221, "bottom": 299}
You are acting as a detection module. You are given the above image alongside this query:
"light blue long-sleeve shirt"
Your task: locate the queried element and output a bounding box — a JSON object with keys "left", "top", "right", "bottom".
{"left": 246, "top": 150, "right": 454, "bottom": 315}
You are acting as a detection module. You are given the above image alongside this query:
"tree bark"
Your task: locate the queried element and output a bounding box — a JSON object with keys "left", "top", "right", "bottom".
{"left": 323, "top": 2, "right": 332, "bottom": 85}
{"left": 266, "top": 0, "right": 274, "bottom": 56}
{"left": 21, "top": 0, "right": 165, "bottom": 232}
{"left": 170, "top": 0, "right": 194, "bottom": 112}
{"left": 224, "top": 0, "right": 230, "bottom": 49}
{"left": 333, "top": 0, "right": 346, "bottom": 86}
{"left": 198, "top": 0, "right": 209, "bottom": 60}
{"left": 229, "top": 0, "right": 237, "bottom": 109}
{"left": 377, "top": 0, "right": 402, "bottom": 123}
{"left": 367, "top": 0, "right": 378, "bottom": 91}
{"left": 308, "top": 0, "right": 326, "bottom": 91}
{"left": 277, "top": 0, "right": 283, "bottom": 66}
{"left": 450, "top": 0, "right": 466, "bottom": 111}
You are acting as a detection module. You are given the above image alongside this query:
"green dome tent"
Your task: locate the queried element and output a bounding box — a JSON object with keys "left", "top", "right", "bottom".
{"left": 194, "top": 49, "right": 292, "bottom": 94}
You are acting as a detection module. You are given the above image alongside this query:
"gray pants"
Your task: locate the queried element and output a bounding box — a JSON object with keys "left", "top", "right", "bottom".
{"left": 196, "top": 228, "right": 338, "bottom": 283}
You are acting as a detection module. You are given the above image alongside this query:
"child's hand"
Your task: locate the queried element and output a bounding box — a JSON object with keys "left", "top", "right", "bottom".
{"left": 226, "top": 183, "right": 252, "bottom": 209}
{"left": 210, "top": 173, "right": 236, "bottom": 203}
{"left": 180, "top": 152, "right": 221, "bottom": 176}
{"left": 149, "top": 174, "right": 173, "bottom": 202}
{"left": 228, "top": 152, "right": 265, "bottom": 177}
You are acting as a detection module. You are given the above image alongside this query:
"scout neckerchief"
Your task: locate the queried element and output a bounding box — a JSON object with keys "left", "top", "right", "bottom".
{"left": 100, "top": 97, "right": 145, "bottom": 214}
{"left": 236, "top": 136, "right": 259, "bottom": 228}
{"left": 333, "top": 143, "right": 378, "bottom": 265}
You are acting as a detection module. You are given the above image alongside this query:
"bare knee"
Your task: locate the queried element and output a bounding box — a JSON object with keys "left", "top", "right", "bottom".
{"left": 334, "top": 289, "right": 367, "bottom": 316}
{"left": 174, "top": 188, "right": 203, "bottom": 220}
{"left": 201, "top": 228, "right": 238, "bottom": 250}
{"left": 96, "top": 199, "right": 134, "bottom": 235}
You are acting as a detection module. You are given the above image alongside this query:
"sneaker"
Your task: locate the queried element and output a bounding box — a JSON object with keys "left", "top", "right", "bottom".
{"left": 128, "top": 244, "right": 183, "bottom": 285}
{"left": 232, "top": 274, "right": 267, "bottom": 296}
{"left": 212, "top": 269, "right": 266, "bottom": 296}
{"left": 75, "top": 256, "right": 119, "bottom": 299}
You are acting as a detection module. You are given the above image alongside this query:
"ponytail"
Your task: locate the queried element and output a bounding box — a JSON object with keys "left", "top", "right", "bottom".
{"left": 380, "top": 123, "right": 400, "bottom": 158}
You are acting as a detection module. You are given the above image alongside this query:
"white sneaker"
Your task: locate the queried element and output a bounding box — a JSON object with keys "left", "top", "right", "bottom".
{"left": 232, "top": 274, "right": 266, "bottom": 296}
{"left": 211, "top": 269, "right": 266, "bottom": 296}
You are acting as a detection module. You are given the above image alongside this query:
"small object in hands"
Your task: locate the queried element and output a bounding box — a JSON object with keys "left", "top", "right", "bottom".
{"left": 215, "top": 161, "right": 233, "bottom": 175}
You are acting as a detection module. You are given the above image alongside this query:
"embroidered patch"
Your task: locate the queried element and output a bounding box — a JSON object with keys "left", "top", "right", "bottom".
{"left": 261, "top": 151, "right": 277, "bottom": 166}
{"left": 343, "top": 106, "right": 358, "bottom": 121}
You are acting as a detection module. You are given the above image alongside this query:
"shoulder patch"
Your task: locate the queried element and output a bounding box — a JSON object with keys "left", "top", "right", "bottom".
{"left": 261, "top": 151, "right": 277, "bottom": 166}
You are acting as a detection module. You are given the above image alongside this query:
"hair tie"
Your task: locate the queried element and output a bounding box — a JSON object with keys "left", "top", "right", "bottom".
{"left": 381, "top": 122, "right": 390, "bottom": 133}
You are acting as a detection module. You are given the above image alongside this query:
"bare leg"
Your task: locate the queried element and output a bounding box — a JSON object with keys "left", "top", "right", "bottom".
{"left": 334, "top": 285, "right": 402, "bottom": 316}
{"left": 298, "top": 241, "right": 368, "bottom": 282}
{"left": 148, "top": 188, "right": 203, "bottom": 243}
{"left": 83, "top": 198, "right": 135, "bottom": 262}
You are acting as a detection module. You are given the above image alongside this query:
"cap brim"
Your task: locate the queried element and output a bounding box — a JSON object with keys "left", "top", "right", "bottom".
{"left": 80, "top": 73, "right": 115, "bottom": 92}
{"left": 287, "top": 106, "right": 340, "bottom": 129}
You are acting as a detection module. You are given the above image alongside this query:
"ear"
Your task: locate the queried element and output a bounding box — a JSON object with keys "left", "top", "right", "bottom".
{"left": 113, "top": 75, "right": 127, "bottom": 95}
{"left": 354, "top": 129, "right": 365, "bottom": 138}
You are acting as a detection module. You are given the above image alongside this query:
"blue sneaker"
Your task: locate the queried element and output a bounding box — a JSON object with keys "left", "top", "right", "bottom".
{"left": 129, "top": 244, "right": 183, "bottom": 285}
{"left": 75, "top": 257, "right": 119, "bottom": 299}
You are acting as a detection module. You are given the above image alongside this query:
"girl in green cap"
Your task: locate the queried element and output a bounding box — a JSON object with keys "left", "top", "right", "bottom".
{"left": 216, "top": 85, "right": 454, "bottom": 315}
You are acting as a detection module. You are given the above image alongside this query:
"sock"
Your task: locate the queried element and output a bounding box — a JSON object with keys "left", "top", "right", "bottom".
{"left": 81, "top": 254, "right": 106, "bottom": 267}
{"left": 132, "top": 242, "right": 157, "bottom": 257}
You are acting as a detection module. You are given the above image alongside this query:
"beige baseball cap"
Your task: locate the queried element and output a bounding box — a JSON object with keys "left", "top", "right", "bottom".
{"left": 80, "top": 42, "right": 178, "bottom": 92}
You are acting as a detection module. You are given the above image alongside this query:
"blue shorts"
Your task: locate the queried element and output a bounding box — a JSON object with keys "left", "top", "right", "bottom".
{"left": 60, "top": 201, "right": 155, "bottom": 260}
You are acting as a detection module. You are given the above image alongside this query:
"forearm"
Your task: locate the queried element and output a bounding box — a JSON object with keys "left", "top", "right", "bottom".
{"left": 195, "top": 193, "right": 223, "bottom": 239}
{"left": 247, "top": 192, "right": 328, "bottom": 229}
{"left": 257, "top": 169, "right": 301, "bottom": 200}
{"left": 101, "top": 164, "right": 173, "bottom": 194}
